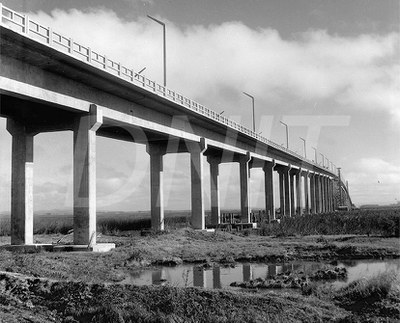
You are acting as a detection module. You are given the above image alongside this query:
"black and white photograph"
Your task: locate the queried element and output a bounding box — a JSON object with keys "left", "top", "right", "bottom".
{"left": 0, "top": 0, "right": 399, "bottom": 322}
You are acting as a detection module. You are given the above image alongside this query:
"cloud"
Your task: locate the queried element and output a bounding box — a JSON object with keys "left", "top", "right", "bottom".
{"left": 26, "top": 9, "right": 399, "bottom": 121}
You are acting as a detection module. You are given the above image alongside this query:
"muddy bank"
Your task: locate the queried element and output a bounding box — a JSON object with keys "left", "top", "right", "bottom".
{"left": 0, "top": 271, "right": 348, "bottom": 323}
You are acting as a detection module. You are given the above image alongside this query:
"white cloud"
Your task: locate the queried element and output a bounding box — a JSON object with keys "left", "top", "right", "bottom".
{"left": 26, "top": 9, "right": 399, "bottom": 120}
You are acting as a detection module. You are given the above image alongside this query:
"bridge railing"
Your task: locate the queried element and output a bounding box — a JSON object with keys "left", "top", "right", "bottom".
{"left": 0, "top": 3, "right": 337, "bottom": 176}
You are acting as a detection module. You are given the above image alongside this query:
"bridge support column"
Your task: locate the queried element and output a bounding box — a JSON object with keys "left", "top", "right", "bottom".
{"left": 295, "top": 170, "right": 303, "bottom": 215}
{"left": 189, "top": 140, "right": 207, "bottom": 230}
{"left": 331, "top": 179, "right": 336, "bottom": 211}
{"left": 303, "top": 171, "right": 310, "bottom": 214}
{"left": 73, "top": 105, "right": 102, "bottom": 245}
{"left": 239, "top": 153, "right": 251, "bottom": 223}
{"left": 147, "top": 143, "right": 166, "bottom": 231}
{"left": 276, "top": 165, "right": 291, "bottom": 217}
{"left": 278, "top": 171, "right": 285, "bottom": 217}
{"left": 289, "top": 171, "right": 296, "bottom": 216}
{"left": 328, "top": 178, "right": 334, "bottom": 212}
{"left": 309, "top": 173, "right": 316, "bottom": 214}
{"left": 207, "top": 156, "right": 221, "bottom": 227}
{"left": 315, "top": 174, "right": 321, "bottom": 213}
{"left": 323, "top": 176, "right": 328, "bottom": 213}
{"left": 263, "top": 161, "right": 275, "bottom": 222}
{"left": 7, "top": 119, "right": 34, "bottom": 245}
{"left": 284, "top": 167, "right": 292, "bottom": 217}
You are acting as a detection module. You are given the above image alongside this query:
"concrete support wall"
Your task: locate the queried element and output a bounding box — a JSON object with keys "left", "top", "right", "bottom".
{"left": 147, "top": 143, "right": 165, "bottom": 231}
{"left": 7, "top": 119, "right": 34, "bottom": 245}
{"left": 189, "top": 142, "right": 206, "bottom": 230}
{"left": 73, "top": 105, "right": 102, "bottom": 245}
{"left": 263, "top": 162, "right": 275, "bottom": 222}
{"left": 208, "top": 156, "right": 220, "bottom": 226}
{"left": 239, "top": 154, "right": 251, "bottom": 223}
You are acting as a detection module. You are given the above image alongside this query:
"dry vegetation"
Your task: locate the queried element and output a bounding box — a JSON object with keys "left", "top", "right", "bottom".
{"left": 0, "top": 209, "right": 399, "bottom": 322}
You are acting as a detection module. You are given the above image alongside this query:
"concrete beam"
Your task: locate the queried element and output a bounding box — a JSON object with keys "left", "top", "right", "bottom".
{"left": 6, "top": 119, "right": 34, "bottom": 245}
{"left": 73, "top": 105, "right": 102, "bottom": 245}
{"left": 0, "top": 76, "right": 91, "bottom": 113}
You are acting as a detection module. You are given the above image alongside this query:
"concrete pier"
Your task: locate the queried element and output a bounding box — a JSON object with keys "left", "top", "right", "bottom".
{"left": 289, "top": 170, "right": 296, "bottom": 216}
{"left": 303, "top": 171, "right": 310, "bottom": 214}
{"left": 309, "top": 173, "right": 316, "bottom": 214}
{"left": 295, "top": 170, "right": 302, "bottom": 215}
{"left": 7, "top": 119, "right": 34, "bottom": 245}
{"left": 189, "top": 141, "right": 207, "bottom": 230}
{"left": 73, "top": 105, "right": 102, "bottom": 245}
{"left": 147, "top": 143, "right": 166, "bottom": 231}
{"left": 284, "top": 167, "right": 291, "bottom": 216}
{"left": 239, "top": 154, "right": 251, "bottom": 223}
{"left": 263, "top": 161, "right": 275, "bottom": 221}
{"left": 208, "top": 156, "right": 221, "bottom": 226}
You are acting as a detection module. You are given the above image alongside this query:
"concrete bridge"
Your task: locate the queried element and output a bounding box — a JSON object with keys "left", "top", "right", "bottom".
{"left": 0, "top": 4, "right": 352, "bottom": 250}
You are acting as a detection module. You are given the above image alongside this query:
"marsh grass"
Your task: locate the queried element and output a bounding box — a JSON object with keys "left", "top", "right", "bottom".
{"left": 259, "top": 209, "right": 400, "bottom": 237}
{"left": 0, "top": 213, "right": 190, "bottom": 236}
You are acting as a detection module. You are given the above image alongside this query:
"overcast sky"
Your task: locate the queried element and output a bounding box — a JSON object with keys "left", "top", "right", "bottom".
{"left": 0, "top": 0, "right": 399, "bottom": 213}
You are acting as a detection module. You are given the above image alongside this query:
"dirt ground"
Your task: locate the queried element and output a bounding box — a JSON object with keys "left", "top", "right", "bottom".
{"left": 0, "top": 229, "right": 399, "bottom": 322}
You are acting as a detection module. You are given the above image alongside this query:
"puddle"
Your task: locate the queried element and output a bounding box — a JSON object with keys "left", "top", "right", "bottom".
{"left": 121, "top": 258, "right": 400, "bottom": 289}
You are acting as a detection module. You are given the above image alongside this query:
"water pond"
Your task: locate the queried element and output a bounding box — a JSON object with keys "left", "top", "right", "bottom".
{"left": 121, "top": 258, "right": 400, "bottom": 289}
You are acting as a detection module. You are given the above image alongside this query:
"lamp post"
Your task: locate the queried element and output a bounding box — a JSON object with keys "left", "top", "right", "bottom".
{"left": 312, "top": 147, "right": 317, "bottom": 164}
{"left": 243, "top": 92, "right": 255, "bottom": 132}
{"left": 280, "top": 121, "right": 289, "bottom": 149}
{"left": 320, "top": 153, "right": 325, "bottom": 167}
{"left": 300, "top": 137, "right": 306, "bottom": 158}
{"left": 147, "top": 15, "right": 166, "bottom": 87}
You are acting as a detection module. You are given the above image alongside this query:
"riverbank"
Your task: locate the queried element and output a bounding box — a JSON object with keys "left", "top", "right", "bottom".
{"left": 0, "top": 229, "right": 398, "bottom": 283}
{"left": 0, "top": 228, "right": 399, "bottom": 322}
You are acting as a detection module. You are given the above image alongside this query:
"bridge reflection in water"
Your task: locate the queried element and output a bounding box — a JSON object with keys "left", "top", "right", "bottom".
{"left": 140, "top": 262, "right": 318, "bottom": 288}
{"left": 122, "top": 259, "right": 400, "bottom": 288}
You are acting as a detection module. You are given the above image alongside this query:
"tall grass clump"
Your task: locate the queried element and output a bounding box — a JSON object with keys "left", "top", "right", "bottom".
{"left": 333, "top": 271, "right": 400, "bottom": 316}
{"left": 259, "top": 209, "right": 400, "bottom": 237}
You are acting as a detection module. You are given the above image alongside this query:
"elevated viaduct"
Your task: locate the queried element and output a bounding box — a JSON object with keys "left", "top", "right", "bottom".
{"left": 0, "top": 4, "right": 352, "bottom": 250}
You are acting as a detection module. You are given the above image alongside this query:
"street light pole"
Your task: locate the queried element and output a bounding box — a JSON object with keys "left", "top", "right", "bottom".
{"left": 320, "top": 153, "right": 324, "bottom": 167}
{"left": 147, "top": 15, "right": 166, "bottom": 87}
{"left": 300, "top": 137, "right": 306, "bottom": 158}
{"left": 243, "top": 92, "right": 255, "bottom": 132}
{"left": 280, "top": 121, "right": 289, "bottom": 149}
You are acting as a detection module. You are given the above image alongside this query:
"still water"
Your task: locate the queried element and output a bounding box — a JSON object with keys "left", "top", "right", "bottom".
{"left": 121, "top": 259, "right": 400, "bottom": 289}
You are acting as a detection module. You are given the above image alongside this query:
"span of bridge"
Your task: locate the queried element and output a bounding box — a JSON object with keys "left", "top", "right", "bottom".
{"left": 0, "top": 4, "right": 352, "bottom": 251}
